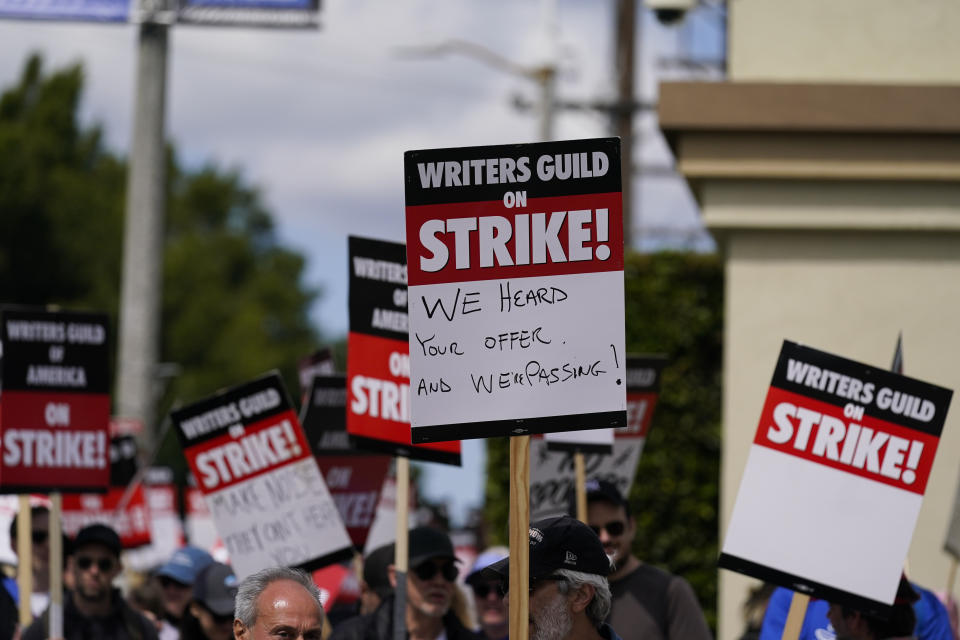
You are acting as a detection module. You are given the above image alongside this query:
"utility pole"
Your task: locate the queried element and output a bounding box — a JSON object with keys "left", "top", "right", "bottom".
{"left": 615, "top": 0, "right": 638, "bottom": 249}
{"left": 115, "top": 17, "right": 169, "bottom": 457}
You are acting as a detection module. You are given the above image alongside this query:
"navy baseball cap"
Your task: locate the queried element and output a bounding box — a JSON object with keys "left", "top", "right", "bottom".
{"left": 73, "top": 523, "right": 122, "bottom": 557}
{"left": 156, "top": 546, "right": 214, "bottom": 586}
{"left": 408, "top": 527, "right": 457, "bottom": 568}
{"left": 482, "top": 515, "right": 612, "bottom": 583}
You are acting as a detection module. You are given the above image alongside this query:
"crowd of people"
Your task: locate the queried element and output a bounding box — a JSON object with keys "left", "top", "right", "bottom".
{"left": 1, "top": 480, "right": 957, "bottom": 640}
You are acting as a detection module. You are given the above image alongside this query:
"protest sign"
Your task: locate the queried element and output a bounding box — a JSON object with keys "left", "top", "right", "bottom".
{"left": 346, "top": 236, "right": 461, "bottom": 465}
{"left": 404, "top": 138, "right": 626, "bottom": 443}
{"left": 720, "top": 340, "right": 952, "bottom": 616}
{"left": 545, "top": 429, "right": 613, "bottom": 455}
{"left": 0, "top": 0, "right": 129, "bottom": 22}
{"left": 61, "top": 485, "right": 152, "bottom": 548}
{"left": 0, "top": 307, "right": 110, "bottom": 492}
{"left": 298, "top": 347, "right": 335, "bottom": 398}
{"left": 301, "top": 374, "right": 392, "bottom": 549}
{"left": 171, "top": 372, "right": 352, "bottom": 577}
{"left": 529, "top": 355, "right": 665, "bottom": 520}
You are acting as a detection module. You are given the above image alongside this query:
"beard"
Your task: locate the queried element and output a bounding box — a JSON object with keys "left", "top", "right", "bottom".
{"left": 531, "top": 593, "right": 573, "bottom": 640}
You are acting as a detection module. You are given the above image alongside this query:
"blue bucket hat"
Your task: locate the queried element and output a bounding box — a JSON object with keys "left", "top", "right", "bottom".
{"left": 156, "top": 545, "right": 214, "bottom": 586}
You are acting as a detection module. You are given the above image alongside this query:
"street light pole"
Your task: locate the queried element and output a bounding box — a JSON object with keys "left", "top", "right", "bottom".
{"left": 115, "top": 20, "right": 169, "bottom": 456}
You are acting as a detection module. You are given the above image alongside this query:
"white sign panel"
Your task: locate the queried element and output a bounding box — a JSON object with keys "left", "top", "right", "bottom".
{"left": 404, "top": 138, "right": 626, "bottom": 442}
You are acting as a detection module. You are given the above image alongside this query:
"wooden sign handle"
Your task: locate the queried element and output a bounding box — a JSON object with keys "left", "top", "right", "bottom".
{"left": 393, "top": 456, "right": 410, "bottom": 640}
{"left": 574, "top": 451, "right": 587, "bottom": 523}
{"left": 49, "top": 492, "right": 63, "bottom": 639}
{"left": 782, "top": 592, "right": 809, "bottom": 640}
{"left": 509, "top": 436, "right": 530, "bottom": 640}
{"left": 17, "top": 495, "right": 32, "bottom": 627}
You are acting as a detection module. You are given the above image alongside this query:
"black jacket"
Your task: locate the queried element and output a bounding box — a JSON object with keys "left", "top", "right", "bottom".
{"left": 330, "top": 595, "right": 483, "bottom": 640}
{"left": 22, "top": 589, "right": 159, "bottom": 640}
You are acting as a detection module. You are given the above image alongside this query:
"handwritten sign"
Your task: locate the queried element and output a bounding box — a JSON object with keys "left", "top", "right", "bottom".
{"left": 346, "top": 236, "right": 461, "bottom": 464}
{"left": 172, "top": 372, "right": 353, "bottom": 578}
{"left": 0, "top": 306, "right": 110, "bottom": 492}
{"left": 404, "top": 138, "right": 627, "bottom": 442}
{"left": 301, "top": 374, "right": 392, "bottom": 549}
{"left": 720, "top": 340, "right": 952, "bottom": 617}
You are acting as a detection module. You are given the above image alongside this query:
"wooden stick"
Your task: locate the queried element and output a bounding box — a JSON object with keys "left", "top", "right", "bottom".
{"left": 510, "top": 436, "right": 530, "bottom": 640}
{"left": 947, "top": 557, "right": 958, "bottom": 596}
{"left": 49, "top": 492, "right": 63, "bottom": 639}
{"left": 393, "top": 456, "right": 410, "bottom": 640}
{"left": 16, "top": 495, "right": 32, "bottom": 627}
{"left": 782, "top": 592, "right": 809, "bottom": 640}
{"left": 574, "top": 451, "right": 587, "bottom": 523}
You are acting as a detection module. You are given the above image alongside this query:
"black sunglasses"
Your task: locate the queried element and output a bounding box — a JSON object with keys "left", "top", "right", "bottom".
{"left": 159, "top": 576, "right": 190, "bottom": 589}
{"left": 31, "top": 530, "right": 49, "bottom": 545}
{"left": 76, "top": 556, "right": 115, "bottom": 572}
{"left": 471, "top": 582, "right": 500, "bottom": 599}
{"left": 412, "top": 560, "right": 458, "bottom": 583}
{"left": 590, "top": 520, "right": 626, "bottom": 537}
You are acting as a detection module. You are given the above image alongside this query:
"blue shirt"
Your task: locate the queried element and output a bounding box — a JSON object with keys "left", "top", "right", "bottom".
{"left": 759, "top": 585, "right": 954, "bottom": 640}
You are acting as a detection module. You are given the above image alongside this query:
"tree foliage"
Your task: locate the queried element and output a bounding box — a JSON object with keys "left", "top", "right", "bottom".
{"left": 484, "top": 251, "right": 723, "bottom": 630}
{"left": 0, "top": 54, "right": 321, "bottom": 476}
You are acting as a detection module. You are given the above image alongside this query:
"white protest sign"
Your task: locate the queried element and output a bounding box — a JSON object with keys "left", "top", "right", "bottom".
{"left": 530, "top": 354, "right": 667, "bottom": 520}
{"left": 404, "top": 138, "right": 626, "bottom": 442}
{"left": 720, "top": 340, "right": 952, "bottom": 617}
{"left": 171, "top": 372, "right": 353, "bottom": 578}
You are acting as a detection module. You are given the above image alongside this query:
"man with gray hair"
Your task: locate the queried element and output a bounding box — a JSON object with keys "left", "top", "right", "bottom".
{"left": 232, "top": 566, "right": 325, "bottom": 640}
{"left": 483, "top": 515, "right": 623, "bottom": 640}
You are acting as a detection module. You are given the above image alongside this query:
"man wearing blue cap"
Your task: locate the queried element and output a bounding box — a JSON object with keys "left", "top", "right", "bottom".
{"left": 155, "top": 545, "right": 214, "bottom": 634}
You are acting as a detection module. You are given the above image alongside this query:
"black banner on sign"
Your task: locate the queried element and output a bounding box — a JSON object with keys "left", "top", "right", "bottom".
{"left": 625, "top": 355, "right": 667, "bottom": 393}
{"left": 1, "top": 306, "right": 110, "bottom": 394}
{"left": 348, "top": 236, "right": 409, "bottom": 342}
{"left": 771, "top": 341, "right": 951, "bottom": 438}
{"left": 171, "top": 372, "right": 292, "bottom": 449}
{"left": 301, "top": 375, "right": 352, "bottom": 455}
{"left": 405, "top": 138, "right": 622, "bottom": 206}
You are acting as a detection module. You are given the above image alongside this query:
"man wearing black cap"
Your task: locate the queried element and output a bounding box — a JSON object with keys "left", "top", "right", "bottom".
{"left": 22, "top": 522, "right": 159, "bottom": 640}
{"left": 585, "top": 479, "right": 710, "bottom": 640}
{"left": 330, "top": 527, "right": 481, "bottom": 640}
{"left": 827, "top": 576, "right": 919, "bottom": 640}
{"left": 180, "top": 562, "right": 238, "bottom": 640}
{"left": 483, "top": 515, "right": 621, "bottom": 640}
{"left": 360, "top": 543, "right": 395, "bottom": 616}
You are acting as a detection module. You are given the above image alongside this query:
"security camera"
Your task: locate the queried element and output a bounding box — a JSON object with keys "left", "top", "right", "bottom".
{"left": 645, "top": 0, "right": 696, "bottom": 25}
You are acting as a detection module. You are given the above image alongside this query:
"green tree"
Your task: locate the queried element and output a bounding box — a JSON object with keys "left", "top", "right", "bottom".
{"left": 484, "top": 251, "right": 723, "bottom": 630}
{"left": 0, "top": 54, "right": 322, "bottom": 476}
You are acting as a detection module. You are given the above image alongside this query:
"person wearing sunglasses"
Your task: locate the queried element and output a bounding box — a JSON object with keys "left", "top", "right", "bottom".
{"left": 8, "top": 505, "right": 72, "bottom": 619}
{"left": 464, "top": 547, "right": 509, "bottom": 640}
{"left": 584, "top": 480, "right": 710, "bottom": 640}
{"left": 481, "top": 515, "right": 620, "bottom": 640}
{"left": 22, "top": 523, "right": 159, "bottom": 640}
{"left": 330, "top": 526, "right": 482, "bottom": 640}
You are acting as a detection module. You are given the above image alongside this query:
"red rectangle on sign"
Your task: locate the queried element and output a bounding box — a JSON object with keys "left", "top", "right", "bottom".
{"left": 406, "top": 193, "right": 623, "bottom": 286}
{"left": 346, "top": 332, "right": 458, "bottom": 457}
{"left": 184, "top": 409, "right": 311, "bottom": 493}
{"left": 61, "top": 484, "right": 152, "bottom": 548}
{"left": 621, "top": 392, "right": 658, "bottom": 437}
{"left": 0, "top": 390, "right": 110, "bottom": 490}
{"left": 754, "top": 387, "right": 938, "bottom": 494}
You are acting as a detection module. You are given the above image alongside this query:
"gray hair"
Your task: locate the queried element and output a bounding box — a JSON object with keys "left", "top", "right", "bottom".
{"left": 234, "top": 566, "right": 323, "bottom": 627}
{"left": 554, "top": 569, "right": 612, "bottom": 628}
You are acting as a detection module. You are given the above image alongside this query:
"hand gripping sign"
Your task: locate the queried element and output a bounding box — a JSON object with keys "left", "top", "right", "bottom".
{"left": 347, "top": 236, "right": 461, "bottom": 464}
{"left": 0, "top": 306, "right": 110, "bottom": 492}
{"left": 720, "top": 341, "right": 953, "bottom": 617}
{"left": 172, "top": 372, "right": 353, "bottom": 578}
{"left": 403, "top": 138, "right": 627, "bottom": 442}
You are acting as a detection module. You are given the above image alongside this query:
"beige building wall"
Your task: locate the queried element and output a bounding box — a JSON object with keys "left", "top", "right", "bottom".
{"left": 728, "top": 0, "right": 960, "bottom": 84}
{"left": 662, "top": 3, "right": 960, "bottom": 638}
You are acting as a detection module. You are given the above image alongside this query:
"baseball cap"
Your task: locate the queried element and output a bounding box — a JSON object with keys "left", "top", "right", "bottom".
{"left": 193, "top": 562, "right": 239, "bottom": 617}
{"left": 465, "top": 546, "right": 508, "bottom": 587}
{"left": 482, "top": 515, "right": 612, "bottom": 584}
{"left": 408, "top": 527, "right": 457, "bottom": 569}
{"left": 156, "top": 546, "right": 214, "bottom": 586}
{"left": 73, "top": 523, "right": 122, "bottom": 557}
{"left": 363, "top": 543, "right": 395, "bottom": 599}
